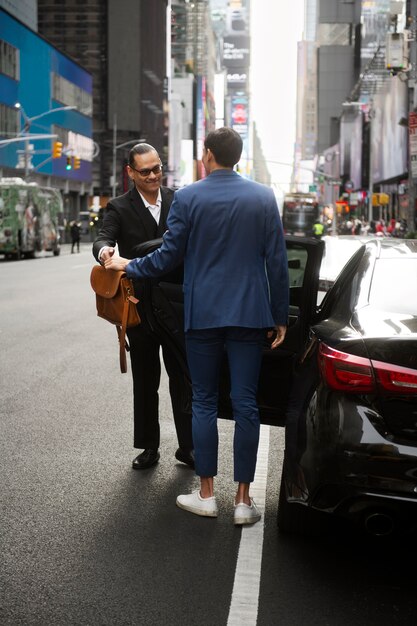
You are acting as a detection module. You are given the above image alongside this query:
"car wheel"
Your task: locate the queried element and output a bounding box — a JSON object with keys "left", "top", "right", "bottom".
{"left": 277, "top": 468, "right": 330, "bottom": 537}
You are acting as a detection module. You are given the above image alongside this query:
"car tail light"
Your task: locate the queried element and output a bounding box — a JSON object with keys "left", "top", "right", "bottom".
{"left": 372, "top": 360, "right": 417, "bottom": 395}
{"left": 319, "top": 343, "right": 417, "bottom": 395}
{"left": 318, "top": 343, "right": 375, "bottom": 393}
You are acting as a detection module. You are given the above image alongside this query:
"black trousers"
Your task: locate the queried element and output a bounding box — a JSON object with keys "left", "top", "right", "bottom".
{"left": 126, "top": 324, "right": 193, "bottom": 451}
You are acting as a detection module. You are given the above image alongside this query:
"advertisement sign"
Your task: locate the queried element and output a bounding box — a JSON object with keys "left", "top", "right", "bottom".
{"left": 196, "top": 76, "right": 206, "bottom": 179}
{"left": 223, "top": 35, "right": 250, "bottom": 69}
{"left": 230, "top": 93, "right": 250, "bottom": 178}
{"left": 409, "top": 112, "right": 417, "bottom": 180}
{"left": 340, "top": 109, "right": 363, "bottom": 190}
{"left": 227, "top": 71, "right": 248, "bottom": 90}
{"left": 371, "top": 76, "right": 408, "bottom": 183}
{"left": 231, "top": 94, "right": 248, "bottom": 137}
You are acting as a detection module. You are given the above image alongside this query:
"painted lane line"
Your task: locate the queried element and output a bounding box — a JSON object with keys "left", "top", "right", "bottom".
{"left": 227, "top": 424, "right": 270, "bottom": 626}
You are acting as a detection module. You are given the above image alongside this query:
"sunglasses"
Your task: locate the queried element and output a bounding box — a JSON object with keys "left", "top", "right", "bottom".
{"left": 129, "top": 164, "right": 163, "bottom": 177}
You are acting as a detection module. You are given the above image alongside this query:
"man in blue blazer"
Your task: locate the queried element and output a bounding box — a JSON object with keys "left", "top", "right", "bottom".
{"left": 105, "top": 127, "right": 289, "bottom": 525}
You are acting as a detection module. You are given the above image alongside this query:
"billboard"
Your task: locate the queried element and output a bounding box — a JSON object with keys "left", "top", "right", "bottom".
{"left": 196, "top": 76, "right": 206, "bottom": 179}
{"left": 230, "top": 93, "right": 250, "bottom": 178}
{"left": 340, "top": 108, "right": 363, "bottom": 190}
{"left": 223, "top": 35, "right": 250, "bottom": 70}
{"left": 371, "top": 76, "right": 407, "bottom": 183}
{"left": 231, "top": 93, "right": 248, "bottom": 137}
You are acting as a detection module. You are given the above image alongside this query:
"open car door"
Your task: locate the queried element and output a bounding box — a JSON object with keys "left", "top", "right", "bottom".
{"left": 134, "top": 235, "right": 324, "bottom": 427}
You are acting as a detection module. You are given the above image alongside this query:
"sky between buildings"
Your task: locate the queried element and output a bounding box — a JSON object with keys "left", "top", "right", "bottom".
{"left": 251, "top": 0, "right": 304, "bottom": 197}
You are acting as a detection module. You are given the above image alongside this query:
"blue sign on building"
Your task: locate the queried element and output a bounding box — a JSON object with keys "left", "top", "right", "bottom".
{"left": 0, "top": 8, "right": 93, "bottom": 182}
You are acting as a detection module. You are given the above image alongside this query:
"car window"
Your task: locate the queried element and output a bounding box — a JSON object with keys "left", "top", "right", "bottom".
{"left": 370, "top": 259, "right": 417, "bottom": 314}
{"left": 287, "top": 246, "right": 308, "bottom": 287}
{"left": 317, "top": 236, "right": 369, "bottom": 304}
{"left": 319, "top": 236, "right": 365, "bottom": 282}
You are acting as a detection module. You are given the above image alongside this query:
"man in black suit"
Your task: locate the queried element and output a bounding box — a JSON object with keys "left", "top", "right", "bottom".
{"left": 93, "top": 143, "right": 193, "bottom": 470}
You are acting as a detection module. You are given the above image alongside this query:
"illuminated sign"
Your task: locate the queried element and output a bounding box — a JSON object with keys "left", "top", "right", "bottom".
{"left": 231, "top": 94, "right": 248, "bottom": 137}
{"left": 67, "top": 131, "right": 94, "bottom": 162}
{"left": 223, "top": 35, "right": 250, "bottom": 69}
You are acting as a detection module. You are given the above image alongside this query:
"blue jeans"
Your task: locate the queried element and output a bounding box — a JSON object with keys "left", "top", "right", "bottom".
{"left": 185, "top": 327, "right": 265, "bottom": 483}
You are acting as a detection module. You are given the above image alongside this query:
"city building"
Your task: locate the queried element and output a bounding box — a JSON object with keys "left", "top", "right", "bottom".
{"left": 252, "top": 122, "right": 271, "bottom": 186}
{"left": 0, "top": 7, "right": 93, "bottom": 222}
{"left": 294, "top": 0, "right": 318, "bottom": 172}
{"left": 38, "top": 0, "right": 169, "bottom": 201}
{"left": 168, "top": 0, "right": 219, "bottom": 183}
{"left": 294, "top": 0, "right": 416, "bottom": 230}
{"left": 0, "top": 0, "right": 37, "bottom": 30}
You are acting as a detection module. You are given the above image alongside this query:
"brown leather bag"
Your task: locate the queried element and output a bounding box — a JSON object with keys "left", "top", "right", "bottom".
{"left": 90, "top": 265, "right": 141, "bottom": 373}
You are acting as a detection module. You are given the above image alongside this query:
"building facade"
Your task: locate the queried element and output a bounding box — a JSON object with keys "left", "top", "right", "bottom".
{"left": 295, "top": 0, "right": 416, "bottom": 229}
{"left": 38, "top": 0, "right": 168, "bottom": 201}
{"left": 0, "top": 7, "right": 93, "bottom": 222}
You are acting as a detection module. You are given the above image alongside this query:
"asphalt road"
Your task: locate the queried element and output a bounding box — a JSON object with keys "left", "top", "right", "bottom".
{"left": 0, "top": 244, "right": 416, "bottom": 625}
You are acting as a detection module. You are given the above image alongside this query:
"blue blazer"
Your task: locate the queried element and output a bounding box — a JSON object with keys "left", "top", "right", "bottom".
{"left": 126, "top": 169, "right": 289, "bottom": 332}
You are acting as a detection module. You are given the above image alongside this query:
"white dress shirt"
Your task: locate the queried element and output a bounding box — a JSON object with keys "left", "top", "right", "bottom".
{"left": 138, "top": 189, "right": 162, "bottom": 225}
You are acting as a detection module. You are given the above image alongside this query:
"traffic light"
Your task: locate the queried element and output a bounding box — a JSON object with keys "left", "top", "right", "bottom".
{"left": 372, "top": 192, "right": 390, "bottom": 206}
{"left": 52, "top": 141, "right": 63, "bottom": 159}
{"left": 66, "top": 156, "right": 72, "bottom": 171}
{"left": 73, "top": 156, "right": 81, "bottom": 170}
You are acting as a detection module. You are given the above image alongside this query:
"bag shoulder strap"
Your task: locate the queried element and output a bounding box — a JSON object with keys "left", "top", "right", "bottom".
{"left": 117, "top": 280, "right": 139, "bottom": 373}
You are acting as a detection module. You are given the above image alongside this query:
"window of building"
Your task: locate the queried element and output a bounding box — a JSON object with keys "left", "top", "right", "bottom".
{"left": 52, "top": 72, "right": 93, "bottom": 116}
{"left": 0, "top": 103, "right": 19, "bottom": 137}
{"left": 318, "top": 24, "right": 352, "bottom": 46}
{"left": 0, "top": 40, "right": 20, "bottom": 80}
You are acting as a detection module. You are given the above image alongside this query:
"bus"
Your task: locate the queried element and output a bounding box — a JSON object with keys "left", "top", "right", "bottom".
{"left": 0, "top": 178, "right": 63, "bottom": 259}
{"left": 282, "top": 192, "right": 319, "bottom": 236}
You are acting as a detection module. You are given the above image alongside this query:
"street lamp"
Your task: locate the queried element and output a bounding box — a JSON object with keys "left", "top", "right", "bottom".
{"left": 14, "top": 102, "right": 76, "bottom": 133}
{"left": 14, "top": 103, "right": 76, "bottom": 176}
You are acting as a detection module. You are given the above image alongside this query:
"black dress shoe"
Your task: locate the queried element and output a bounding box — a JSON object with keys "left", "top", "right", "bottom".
{"left": 175, "top": 448, "right": 195, "bottom": 469}
{"left": 132, "top": 449, "right": 160, "bottom": 470}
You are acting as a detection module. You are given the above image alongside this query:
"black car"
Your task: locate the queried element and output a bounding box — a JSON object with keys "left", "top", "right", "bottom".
{"left": 135, "top": 236, "right": 417, "bottom": 537}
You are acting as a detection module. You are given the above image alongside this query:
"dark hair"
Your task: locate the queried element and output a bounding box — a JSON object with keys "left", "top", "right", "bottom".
{"left": 128, "top": 143, "right": 159, "bottom": 167}
{"left": 204, "top": 127, "right": 243, "bottom": 168}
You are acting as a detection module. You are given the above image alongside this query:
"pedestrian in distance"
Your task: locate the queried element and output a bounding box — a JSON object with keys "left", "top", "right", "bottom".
{"left": 104, "top": 127, "right": 289, "bottom": 525}
{"left": 70, "top": 221, "right": 81, "bottom": 253}
{"left": 311, "top": 218, "right": 325, "bottom": 240}
{"left": 92, "top": 143, "right": 194, "bottom": 471}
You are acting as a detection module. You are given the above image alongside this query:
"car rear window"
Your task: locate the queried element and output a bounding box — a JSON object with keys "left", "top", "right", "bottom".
{"left": 369, "top": 259, "right": 417, "bottom": 314}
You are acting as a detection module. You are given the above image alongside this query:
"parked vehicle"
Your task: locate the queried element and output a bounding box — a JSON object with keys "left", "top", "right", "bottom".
{"left": 280, "top": 238, "right": 417, "bottom": 537}
{"left": 282, "top": 192, "right": 320, "bottom": 236}
{"left": 0, "top": 178, "right": 62, "bottom": 259}
{"left": 134, "top": 236, "right": 417, "bottom": 537}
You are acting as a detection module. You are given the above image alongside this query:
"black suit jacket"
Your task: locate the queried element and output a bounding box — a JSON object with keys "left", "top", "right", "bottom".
{"left": 92, "top": 185, "right": 175, "bottom": 261}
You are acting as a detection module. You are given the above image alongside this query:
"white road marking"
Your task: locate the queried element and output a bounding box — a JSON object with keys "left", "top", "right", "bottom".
{"left": 227, "top": 424, "right": 270, "bottom": 626}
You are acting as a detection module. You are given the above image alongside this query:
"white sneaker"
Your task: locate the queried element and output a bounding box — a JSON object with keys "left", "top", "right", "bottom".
{"left": 176, "top": 490, "right": 218, "bottom": 517}
{"left": 234, "top": 498, "right": 261, "bottom": 525}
